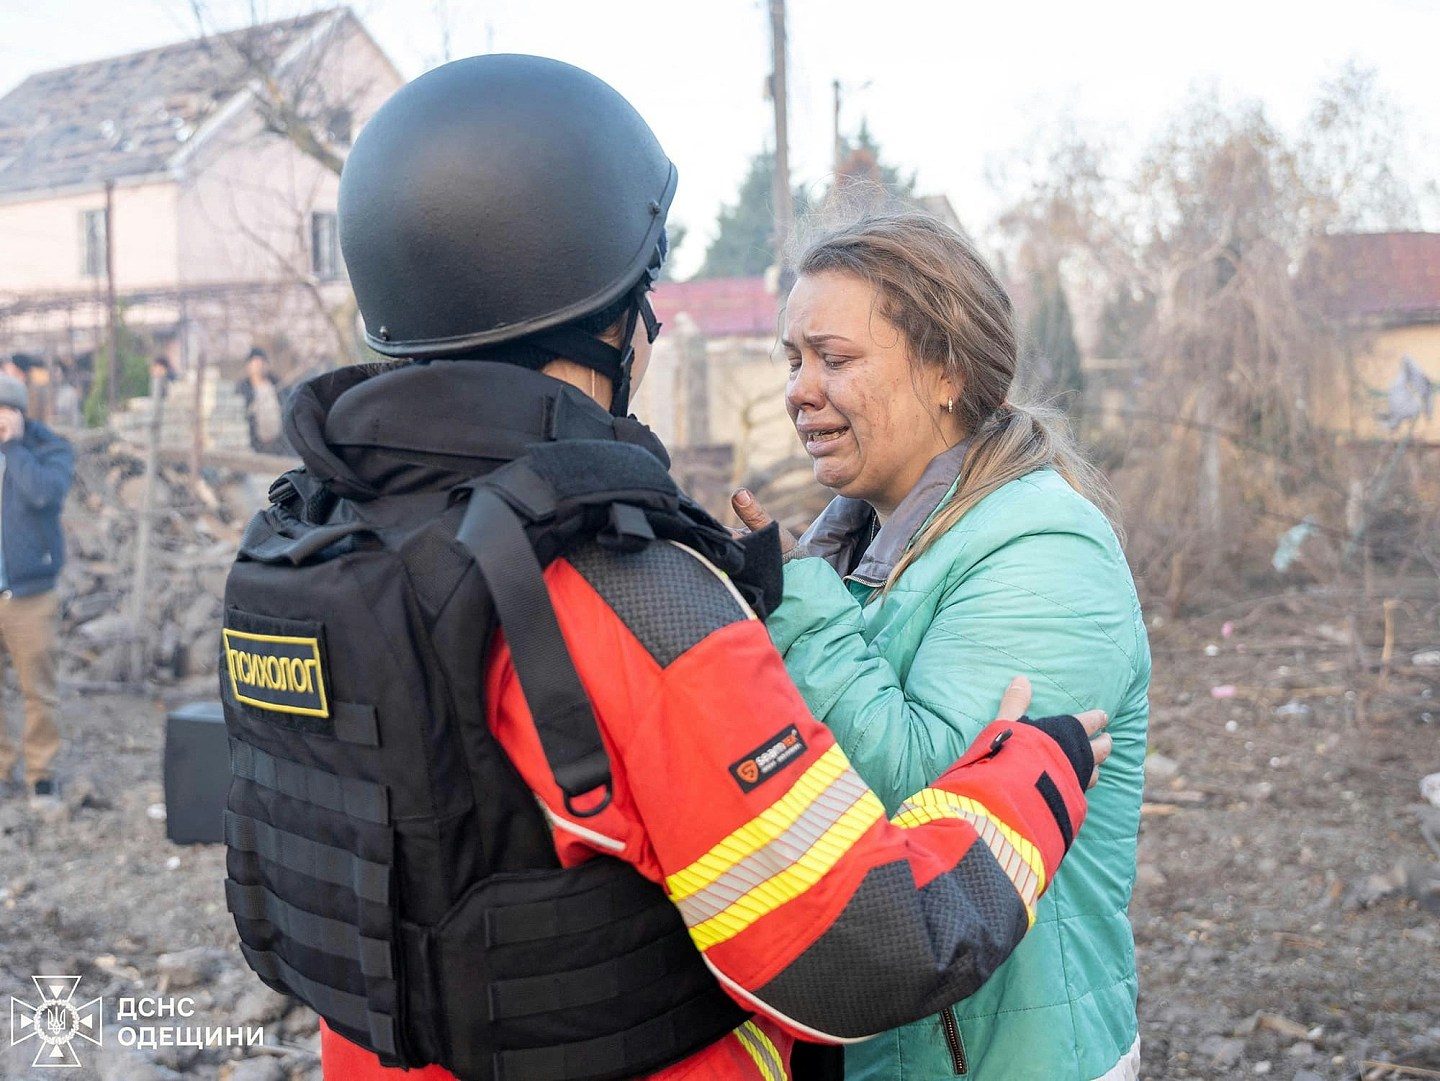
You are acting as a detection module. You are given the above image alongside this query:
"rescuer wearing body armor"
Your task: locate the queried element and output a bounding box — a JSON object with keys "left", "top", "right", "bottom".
{"left": 228, "top": 54, "right": 1112, "bottom": 1081}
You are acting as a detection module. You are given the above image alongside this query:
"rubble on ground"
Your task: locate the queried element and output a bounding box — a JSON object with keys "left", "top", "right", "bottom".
{"left": 58, "top": 430, "right": 280, "bottom": 687}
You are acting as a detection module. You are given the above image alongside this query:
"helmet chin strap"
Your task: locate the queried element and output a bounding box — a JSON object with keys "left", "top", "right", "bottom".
{"left": 525, "top": 325, "right": 625, "bottom": 393}
{"left": 525, "top": 285, "right": 659, "bottom": 418}
{"left": 611, "top": 287, "right": 664, "bottom": 417}
{"left": 613, "top": 228, "right": 666, "bottom": 416}
{"left": 608, "top": 297, "right": 645, "bottom": 417}
{"left": 519, "top": 228, "right": 667, "bottom": 416}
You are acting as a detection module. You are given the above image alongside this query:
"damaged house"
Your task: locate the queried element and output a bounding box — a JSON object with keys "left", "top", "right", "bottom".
{"left": 0, "top": 8, "right": 401, "bottom": 434}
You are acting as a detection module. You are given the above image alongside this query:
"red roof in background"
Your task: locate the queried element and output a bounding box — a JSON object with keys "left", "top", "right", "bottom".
{"left": 1312, "top": 232, "right": 1440, "bottom": 320}
{"left": 650, "top": 277, "right": 779, "bottom": 339}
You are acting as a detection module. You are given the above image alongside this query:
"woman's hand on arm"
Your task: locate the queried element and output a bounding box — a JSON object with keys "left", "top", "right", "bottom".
{"left": 995, "top": 674, "right": 1111, "bottom": 790}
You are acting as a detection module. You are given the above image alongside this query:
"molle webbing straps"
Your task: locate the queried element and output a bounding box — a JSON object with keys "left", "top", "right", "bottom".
{"left": 224, "top": 811, "right": 391, "bottom": 905}
{"left": 230, "top": 739, "right": 390, "bottom": 825}
{"left": 486, "top": 933, "right": 698, "bottom": 1020}
{"left": 494, "top": 995, "right": 745, "bottom": 1081}
{"left": 456, "top": 486, "right": 613, "bottom": 816}
{"left": 226, "top": 878, "right": 394, "bottom": 981}
{"left": 240, "top": 941, "right": 397, "bottom": 1057}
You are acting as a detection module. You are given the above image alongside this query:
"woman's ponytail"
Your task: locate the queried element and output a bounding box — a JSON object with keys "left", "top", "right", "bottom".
{"left": 888, "top": 400, "right": 1120, "bottom": 589}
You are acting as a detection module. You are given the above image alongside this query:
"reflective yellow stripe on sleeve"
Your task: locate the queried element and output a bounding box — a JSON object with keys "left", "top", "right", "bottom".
{"left": 893, "top": 788, "right": 1046, "bottom": 925}
{"left": 667, "top": 744, "right": 851, "bottom": 901}
{"left": 734, "top": 1020, "right": 788, "bottom": 1081}
{"left": 665, "top": 743, "right": 885, "bottom": 951}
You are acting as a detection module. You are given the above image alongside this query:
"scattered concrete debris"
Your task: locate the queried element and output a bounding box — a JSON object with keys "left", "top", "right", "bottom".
{"left": 1145, "top": 752, "right": 1181, "bottom": 781}
{"left": 58, "top": 430, "right": 274, "bottom": 687}
{"left": 1422, "top": 773, "right": 1440, "bottom": 808}
{"left": 1344, "top": 859, "right": 1440, "bottom": 913}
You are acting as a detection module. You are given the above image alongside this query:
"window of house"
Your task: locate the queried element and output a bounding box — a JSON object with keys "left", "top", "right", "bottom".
{"left": 311, "top": 211, "right": 340, "bottom": 280}
{"left": 325, "top": 108, "right": 353, "bottom": 148}
{"left": 81, "top": 208, "right": 107, "bottom": 278}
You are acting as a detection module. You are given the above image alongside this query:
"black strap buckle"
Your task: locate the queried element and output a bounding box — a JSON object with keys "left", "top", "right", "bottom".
{"left": 562, "top": 784, "right": 613, "bottom": 819}
{"left": 599, "top": 503, "right": 654, "bottom": 553}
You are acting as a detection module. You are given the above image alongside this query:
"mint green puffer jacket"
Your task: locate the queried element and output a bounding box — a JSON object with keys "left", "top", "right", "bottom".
{"left": 767, "top": 465, "right": 1150, "bottom": 1080}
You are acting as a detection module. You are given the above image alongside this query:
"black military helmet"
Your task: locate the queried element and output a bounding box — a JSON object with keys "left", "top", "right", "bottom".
{"left": 338, "top": 53, "right": 675, "bottom": 413}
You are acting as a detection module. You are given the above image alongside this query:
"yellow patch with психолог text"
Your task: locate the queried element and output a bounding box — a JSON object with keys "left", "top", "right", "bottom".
{"left": 222, "top": 628, "right": 330, "bottom": 718}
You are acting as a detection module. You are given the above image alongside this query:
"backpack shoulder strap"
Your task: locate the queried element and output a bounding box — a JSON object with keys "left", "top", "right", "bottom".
{"left": 451, "top": 437, "right": 768, "bottom": 822}
{"left": 454, "top": 484, "right": 613, "bottom": 818}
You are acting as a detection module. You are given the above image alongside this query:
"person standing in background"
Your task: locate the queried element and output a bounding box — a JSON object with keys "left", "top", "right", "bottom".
{"left": 0, "top": 374, "right": 74, "bottom": 807}
{"left": 235, "top": 346, "right": 290, "bottom": 455}
{"left": 50, "top": 364, "right": 82, "bottom": 430}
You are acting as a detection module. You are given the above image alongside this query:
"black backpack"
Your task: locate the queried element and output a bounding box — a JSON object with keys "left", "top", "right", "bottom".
{"left": 220, "top": 439, "right": 780, "bottom": 1080}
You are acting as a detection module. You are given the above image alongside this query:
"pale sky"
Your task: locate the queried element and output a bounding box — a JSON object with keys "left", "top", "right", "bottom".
{"left": 3, "top": 0, "right": 1438, "bottom": 278}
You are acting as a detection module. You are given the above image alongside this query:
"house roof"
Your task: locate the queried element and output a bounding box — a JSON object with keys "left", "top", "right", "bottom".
{"left": 650, "top": 277, "right": 779, "bottom": 339}
{"left": 917, "top": 194, "right": 965, "bottom": 235}
{"left": 1310, "top": 232, "right": 1440, "bottom": 321}
{"left": 0, "top": 10, "right": 339, "bottom": 197}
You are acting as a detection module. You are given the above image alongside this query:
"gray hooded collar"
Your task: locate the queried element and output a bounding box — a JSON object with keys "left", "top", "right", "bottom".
{"left": 797, "top": 440, "right": 970, "bottom": 587}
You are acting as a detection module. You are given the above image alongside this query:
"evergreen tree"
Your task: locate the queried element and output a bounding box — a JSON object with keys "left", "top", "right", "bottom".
{"left": 1019, "top": 269, "right": 1084, "bottom": 415}
{"left": 1094, "top": 286, "right": 1155, "bottom": 359}
{"left": 657, "top": 222, "right": 688, "bottom": 283}
{"left": 83, "top": 311, "right": 153, "bottom": 428}
{"left": 696, "top": 150, "right": 786, "bottom": 279}
{"left": 833, "top": 120, "right": 919, "bottom": 205}
{"left": 697, "top": 123, "right": 920, "bottom": 280}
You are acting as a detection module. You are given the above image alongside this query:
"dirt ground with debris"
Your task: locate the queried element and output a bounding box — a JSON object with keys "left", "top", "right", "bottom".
{"left": 1, "top": 488, "right": 1437, "bottom": 1079}
{"left": 1133, "top": 589, "right": 1439, "bottom": 1081}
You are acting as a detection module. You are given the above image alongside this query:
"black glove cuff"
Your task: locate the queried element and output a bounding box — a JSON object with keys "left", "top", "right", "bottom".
{"left": 735, "top": 522, "right": 784, "bottom": 619}
{"left": 1017, "top": 713, "right": 1094, "bottom": 791}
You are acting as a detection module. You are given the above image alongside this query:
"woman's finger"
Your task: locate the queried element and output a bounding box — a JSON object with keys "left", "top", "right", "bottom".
{"left": 994, "top": 675, "right": 1032, "bottom": 721}
{"left": 731, "top": 488, "right": 775, "bottom": 533}
{"left": 1090, "top": 731, "right": 1113, "bottom": 768}
{"left": 732, "top": 488, "right": 800, "bottom": 556}
{"left": 1075, "top": 709, "right": 1109, "bottom": 738}
{"left": 1086, "top": 732, "right": 1113, "bottom": 790}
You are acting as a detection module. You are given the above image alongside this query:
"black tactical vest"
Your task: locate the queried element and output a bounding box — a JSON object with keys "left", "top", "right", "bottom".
{"left": 220, "top": 432, "right": 781, "bottom": 1081}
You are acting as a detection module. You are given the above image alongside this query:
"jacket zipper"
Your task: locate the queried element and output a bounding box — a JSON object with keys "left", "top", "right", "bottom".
{"left": 940, "top": 1007, "right": 968, "bottom": 1074}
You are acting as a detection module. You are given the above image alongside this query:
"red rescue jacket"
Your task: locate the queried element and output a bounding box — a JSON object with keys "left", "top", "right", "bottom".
{"left": 323, "top": 538, "right": 1087, "bottom": 1080}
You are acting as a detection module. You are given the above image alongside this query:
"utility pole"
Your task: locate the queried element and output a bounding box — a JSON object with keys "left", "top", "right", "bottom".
{"left": 128, "top": 361, "right": 164, "bottom": 683}
{"left": 104, "top": 179, "right": 119, "bottom": 427}
{"left": 185, "top": 299, "right": 207, "bottom": 496}
{"left": 768, "top": 0, "right": 793, "bottom": 286}
{"left": 833, "top": 78, "right": 842, "bottom": 177}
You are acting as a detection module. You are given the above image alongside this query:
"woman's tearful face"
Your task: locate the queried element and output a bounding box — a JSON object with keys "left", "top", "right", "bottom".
{"left": 783, "top": 270, "right": 962, "bottom": 517}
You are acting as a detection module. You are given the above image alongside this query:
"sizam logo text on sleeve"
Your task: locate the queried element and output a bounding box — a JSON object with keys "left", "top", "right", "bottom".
{"left": 729, "top": 725, "right": 807, "bottom": 793}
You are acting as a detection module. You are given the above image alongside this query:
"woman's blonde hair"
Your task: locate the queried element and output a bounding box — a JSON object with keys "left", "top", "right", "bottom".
{"left": 792, "top": 210, "right": 1120, "bottom": 588}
